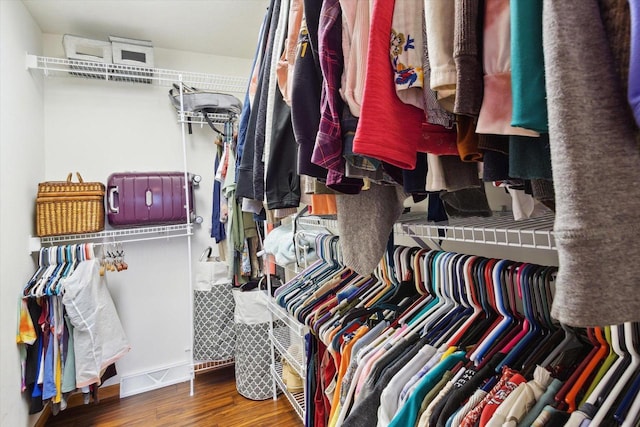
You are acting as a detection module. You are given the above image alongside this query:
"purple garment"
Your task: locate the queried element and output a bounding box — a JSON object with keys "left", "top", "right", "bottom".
{"left": 629, "top": 0, "right": 640, "bottom": 126}
{"left": 311, "top": 0, "right": 362, "bottom": 193}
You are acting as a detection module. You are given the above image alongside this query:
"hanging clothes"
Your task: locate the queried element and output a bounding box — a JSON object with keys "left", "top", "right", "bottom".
{"left": 273, "top": 234, "right": 640, "bottom": 427}
{"left": 544, "top": 0, "right": 640, "bottom": 327}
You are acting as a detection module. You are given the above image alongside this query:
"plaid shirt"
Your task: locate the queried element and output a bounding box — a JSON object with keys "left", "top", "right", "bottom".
{"left": 311, "top": 0, "right": 363, "bottom": 193}
{"left": 312, "top": 0, "right": 344, "bottom": 172}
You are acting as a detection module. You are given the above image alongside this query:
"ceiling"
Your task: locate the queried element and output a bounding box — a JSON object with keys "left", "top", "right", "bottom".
{"left": 22, "top": 0, "right": 270, "bottom": 59}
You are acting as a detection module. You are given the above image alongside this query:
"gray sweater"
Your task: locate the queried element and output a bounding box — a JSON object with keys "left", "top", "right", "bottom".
{"left": 544, "top": 0, "right": 640, "bottom": 326}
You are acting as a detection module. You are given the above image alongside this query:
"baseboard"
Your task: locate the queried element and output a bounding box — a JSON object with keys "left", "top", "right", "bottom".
{"left": 119, "top": 361, "right": 192, "bottom": 398}
{"left": 33, "top": 383, "right": 120, "bottom": 426}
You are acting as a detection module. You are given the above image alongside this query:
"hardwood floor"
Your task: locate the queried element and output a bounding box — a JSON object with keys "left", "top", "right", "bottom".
{"left": 45, "top": 367, "right": 302, "bottom": 427}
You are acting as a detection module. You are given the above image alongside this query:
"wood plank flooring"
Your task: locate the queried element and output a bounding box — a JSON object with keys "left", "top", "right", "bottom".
{"left": 45, "top": 367, "right": 302, "bottom": 427}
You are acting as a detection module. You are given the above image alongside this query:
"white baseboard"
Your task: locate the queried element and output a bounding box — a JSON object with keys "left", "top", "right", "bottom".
{"left": 119, "top": 361, "right": 193, "bottom": 398}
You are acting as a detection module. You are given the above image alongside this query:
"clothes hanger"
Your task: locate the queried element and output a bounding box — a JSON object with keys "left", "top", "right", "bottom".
{"left": 33, "top": 246, "right": 60, "bottom": 298}
{"left": 453, "top": 257, "right": 498, "bottom": 350}
{"left": 53, "top": 244, "right": 76, "bottom": 295}
{"left": 24, "top": 247, "right": 49, "bottom": 296}
{"left": 413, "top": 248, "right": 432, "bottom": 295}
{"left": 313, "top": 276, "right": 378, "bottom": 338}
{"left": 617, "top": 323, "right": 640, "bottom": 426}
{"left": 480, "top": 262, "right": 530, "bottom": 370}
{"left": 423, "top": 253, "right": 473, "bottom": 347}
{"left": 517, "top": 266, "right": 562, "bottom": 375}
{"left": 465, "top": 258, "right": 503, "bottom": 349}
{"left": 416, "top": 252, "right": 457, "bottom": 336}
{"left": 47, "top": 245, "right": 71, "bottom": 295}
{"left": 291, "top": 268, "right": 358, "bottom": 319}
{"left": 469, "top": 259, "right": 514, "bottom": 364}
{"left": 391, "top": 251, "right": 441, "bottom": 330}
{"left": 495, "top": 263, "right": 548, "bottom": 371}
{"left": 591, "top": 322, "right": 640, "bottom": 424}
{"left": 394, "top": 251, "right": 450, "bottom": 343}
{"left": 562, "top": 326, "right": 609, "bottom": 412}
{"left": 582, "top": 324, "right": 630, "bottom": 413}
{"left": 307, "top": 275, "right": 376, "bottom": 330}
{"left": 580, "top": 326, "right": 619, "bottom": 406}
{"left": 620, "top": 383, "right": 640, "bottom": 427}
{"left": 279, "top": 239, "right": 346, "bottom": 310}
{"left": 420, "top": 253, "right": 462, "bottom": 342}
{"left": 552, "top": 327, "right": 603, "bottom": 411}
{"left": 446, "top": 255, "right": 485, "bottom": 349}
{"left": 384, "top": 250, "right": 434, "bottom": 328}
{"left": 432, "top": 253, "right": 476, "bottom": 346}
{"left": 296, "top": 271, "right": 356, "bottom": 327}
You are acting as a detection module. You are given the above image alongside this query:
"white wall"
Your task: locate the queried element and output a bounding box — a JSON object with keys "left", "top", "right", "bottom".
{"left": 38, "top": 34, "right": 251, "bottom": 395}
{"left": 0, "top": 1, "right": 44, "bottom": 426}
{"left": 0, "top": 20, "right": 252, "bottom": 425}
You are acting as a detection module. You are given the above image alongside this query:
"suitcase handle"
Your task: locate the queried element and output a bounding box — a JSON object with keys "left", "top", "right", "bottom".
{"left": 108, "top": 187, "right": 119, "bottom": 214}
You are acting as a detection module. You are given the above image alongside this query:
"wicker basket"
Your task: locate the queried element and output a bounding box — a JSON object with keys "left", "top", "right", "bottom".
{"left": 36, "top": 173, "right": 105, "bottom": 237}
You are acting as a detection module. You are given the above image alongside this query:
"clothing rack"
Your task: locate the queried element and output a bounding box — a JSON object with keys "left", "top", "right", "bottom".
{"left": 17, "top": 249, "right": 130, "bottom": 415}
{"left": 268, "top": 238, "right": 640, "bottom": 426}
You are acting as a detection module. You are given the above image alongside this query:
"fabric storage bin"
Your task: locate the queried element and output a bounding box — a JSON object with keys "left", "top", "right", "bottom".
{"left": 232, "top": 289, "right": 274, "bottom": 400}
{"left": 109, "top": 36, "right": 154, "bottom": 84}
{"left": 193, "top": 254, "right": 235, "bottom": 361}
{"left": 36, "top": 173, "right": 105, "bottom": 237}
{"left": 62, "top": 34, "right": 112, "bottom": 79}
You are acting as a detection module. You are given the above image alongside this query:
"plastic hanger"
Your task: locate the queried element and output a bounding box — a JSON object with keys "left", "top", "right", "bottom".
{"left": 435, "top": 254, "right": 475, "bottom": 346}
{"left": 470, "top": 259, "right": 514, "bottom": 364}
{"left": 496, "top": 263, "right": 546, "bottom": 371}
{"left": 398, "top": 252, "right": 450, "bottom": 341}
{"left": 346, "top": 251, "right": 445, "bottom": 367}
{"left": 553, "top": 328, "right": 602, "bottom": 410}
{"left": 446, "top": 255, "right": 484, "bottom": 348}
{"left": 591, "top": 322, "right": 640, "bottom": 424}
{"left": 617, "top": 323, "right": 640, "bottom": 426}
{"left": 421, "top": 253, "right": 465, "bottom": 344}
{"left": 582, "top": 325, "right": 629, "bottom": 412}
{"left": 517, "top": 267, "right": 561, "bottom": 375}
{"left": 24, "top": 247, "right": 49, "bottom": 296}
{"left": 33, "top": 247, "right": 59, "bottom": 297}
{"left": 425, "top": 253, "right": 475, "bottom": 347}
{"left": 411, "top": 248, "right": 429, "bottom": 295}
{"left": 454, "top": 257, "right": 499, "bottom": 350}
{"left": 294, "top": 269, "right": 358, "bottom": 323}
{"left": 563, "top": 327, "right": 609, "bottom": 412}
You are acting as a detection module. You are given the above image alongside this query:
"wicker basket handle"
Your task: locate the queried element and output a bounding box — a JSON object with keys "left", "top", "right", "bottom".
{"left": 66, "top": 172, "right": 84, "bottom": 183}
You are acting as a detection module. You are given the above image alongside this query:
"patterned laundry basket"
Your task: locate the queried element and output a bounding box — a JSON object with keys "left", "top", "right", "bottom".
{"left": 193, "top": 285, "right": 235, "bottom": 361}
{"left": 234, "top": 322, "right": 273, "bottom": 400}
{"left": 233, "top": 289, "right": 277, "bottom": 400}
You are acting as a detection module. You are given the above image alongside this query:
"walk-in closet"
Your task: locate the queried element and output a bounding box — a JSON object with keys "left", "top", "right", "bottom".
{"left": 2, "top": 0, "right": 640, "bottom": 426}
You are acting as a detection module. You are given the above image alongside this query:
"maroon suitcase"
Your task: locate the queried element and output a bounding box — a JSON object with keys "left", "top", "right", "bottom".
{"left": 106, "top": 172, "right": 202, "bottom": 227}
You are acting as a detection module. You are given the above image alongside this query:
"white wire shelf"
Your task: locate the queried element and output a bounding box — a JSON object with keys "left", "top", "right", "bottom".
{"left": 178, "top": 111, "right": 238, "bottom": 125}
{"left": 193, "top": 358, "right": 234, "bottom": 373}
{"left": 34, "top": 224, "right": 193, "bottom": 247}
{"left": 296, "top": 212, "right": 556, "bottom": 250}
{"left": 272, "top": 363, "right": 305, "bottom": 422}
{"left": 265, "top": 294, "right": 307, "bottom": 338}
{"left": 271, "top": 325, "right": 306, "bottom": 378}
{"left": 26, "top": 54, "right": 248, "bottom": 93}
{"left": 296, "top": 216, "right": 338, "bottom": 234}
{"left": 394, "top": 211, "right": 556, "bottom": 250}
